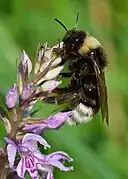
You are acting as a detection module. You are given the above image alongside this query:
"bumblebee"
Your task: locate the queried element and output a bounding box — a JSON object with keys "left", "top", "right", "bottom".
{"left": 46, "top": 15, "right": 109, "bottom": 125}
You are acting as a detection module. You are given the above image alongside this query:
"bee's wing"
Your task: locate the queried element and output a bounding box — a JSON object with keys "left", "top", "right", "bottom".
{"left": 100, "top": 70, "right": 109, "bottom": 125}
{"left": 90, "top": 52, "right": 109, "bottom": 125}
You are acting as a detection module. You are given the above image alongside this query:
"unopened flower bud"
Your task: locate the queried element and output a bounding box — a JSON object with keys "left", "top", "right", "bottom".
{"left": 5, "top": 83, "right": 18, "bottom": 108}
{"left": 20, "top": 50, "right": 32, "bottom": 73}
{"left": 22, "top": 82, "right": 35, "bottom": 100}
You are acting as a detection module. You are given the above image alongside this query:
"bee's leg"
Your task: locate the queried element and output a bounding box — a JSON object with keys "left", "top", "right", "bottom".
{"left": 44, "top": 96, "right": 57, "bottom": 104}
{"left": 44, "top": 87, "right": 76, "bottom": 105}
{"left": 44, "top": 93, "right": 71, "bottom": 105}
{"left": 43, "top": 87, "right": 68, "bottom": 104}
{"left": 60, "top": 72, "right": 72, "bottom": 77}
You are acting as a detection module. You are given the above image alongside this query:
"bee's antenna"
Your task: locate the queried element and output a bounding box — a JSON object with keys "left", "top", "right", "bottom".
{"left": 54, "top": 18, "right": 68, "bottom": 33}
{"left": 75, "top": 12, "right": 79, "bottom": 28}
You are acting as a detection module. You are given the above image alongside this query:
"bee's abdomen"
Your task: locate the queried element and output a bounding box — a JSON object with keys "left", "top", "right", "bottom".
{"left": 69, "top": 56, "right": 99, "bottom": 107}
{"left": 67, "top": 103, "right": 94, "bottom": 125}
{"left": 66, "top": 56, "right": 100, "bottom": 125}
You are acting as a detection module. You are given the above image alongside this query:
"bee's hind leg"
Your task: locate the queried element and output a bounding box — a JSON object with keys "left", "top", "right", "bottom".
{"left": 43, "top": 87, "right": 70, "bottom": 105}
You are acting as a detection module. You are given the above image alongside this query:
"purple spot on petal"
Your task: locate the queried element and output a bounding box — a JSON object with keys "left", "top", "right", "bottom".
{"left": 25, "top": 157, "right": 31, "bottom": 168}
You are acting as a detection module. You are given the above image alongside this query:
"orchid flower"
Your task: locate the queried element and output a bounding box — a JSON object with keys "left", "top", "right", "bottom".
{"left": 5, "top": 133, "right": 50, "bottom": 179}
{"left": 5, "top": 133, "right": 73, "bottom": 179}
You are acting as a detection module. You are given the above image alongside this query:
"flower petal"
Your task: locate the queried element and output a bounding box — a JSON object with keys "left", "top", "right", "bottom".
{"left": 40, "top": 61, "right": 51, "bottom": 73}
{"left": 42, "top": 66, "right": 64, "bottom": 81}
{"left": 27, "top": 168, "right": 39, "bottom": 179}
{"left": 44, "top": 49, "right": 53, "bottom": 60}
{"left": 23, "top": 112, "right": 71, "bottom": 134}
{"left": 1, "top": 117, "right": 11, "bottom": 134}
{"left": 47, "top": 112, "right": 71, "bottom": 129}
{"left": 51, "top": 57, "right": 61, "bottom": 67}
{"left": 7, "top": 144, "right": 17, "bottom": 168}
{"left": 48, "top": 160, "right": 73, "bottom": 171}
{"left": 16, "top": 158, "right": 26, "bottom": 178}
{"left": 23, "top": 123, "right": 45, "bottom": 134}
{"left": 4, "top": 137, "right": 16, "bottom": 146}
{"left": 36, "top": 163, "right": 53, "bottom": 178}
{"left": 33, "top": 152, "right": 45, "bottom": 163}
{"left": 46, "top": 172, "right": 54, "bottom": 179}
{"left": 5, "top": 83, "right": 18, "bottom": 108}
{"left": 22, "top": 133, "right": 50, "bottom": 149}
{"left": 36, "top": 46, "right": 45, "bottom": 62}
{"left": 39, "top": 80, "right": 61, "bottom": 92}
{"left": 53, "top": 42, "right": 63, "bottom": 49}
{"left": 45, "top": 151, "right": 73, "bottom": 172}
{"left": 46, "top": 151, "right": 73, "bottom": 162}
{"left": 21, "top": 50, "right": 32, "bottom": 73}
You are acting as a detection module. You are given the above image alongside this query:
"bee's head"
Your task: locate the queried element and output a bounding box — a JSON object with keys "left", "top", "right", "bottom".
{"left": 62, "top": 30, "right": 86, "bottom": 53}
{"left": 54, "top": 15, "right": 87, "bottom": 55}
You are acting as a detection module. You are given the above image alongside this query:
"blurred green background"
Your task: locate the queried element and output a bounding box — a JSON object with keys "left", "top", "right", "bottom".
{"left": 0, "top": 0, "right": 128, "bottom": 178}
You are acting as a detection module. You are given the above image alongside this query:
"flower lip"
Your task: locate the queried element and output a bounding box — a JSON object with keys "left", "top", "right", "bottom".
{"left": 5, "top": 133, "right": 51, "bottom": 178}
{"left": 36, "top": 150, "right": 73, "bottom": 177}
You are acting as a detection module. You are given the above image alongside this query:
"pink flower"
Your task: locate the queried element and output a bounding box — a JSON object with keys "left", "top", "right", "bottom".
{"left": 36, "top": 151, "right": 73, "bottom": 179}
{"left": 5, "top": 133, "right": 50, "bottom": 178}
{"left": 5, "top": 133, "right": 73, "bottom": 179}
{"left": 23, "top": 112, "right": 71, "bottom": 134}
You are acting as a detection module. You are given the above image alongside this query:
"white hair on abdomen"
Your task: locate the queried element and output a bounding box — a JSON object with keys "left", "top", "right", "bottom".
{"left": 66, "top": 103, "right": 94, "bottom": 125}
